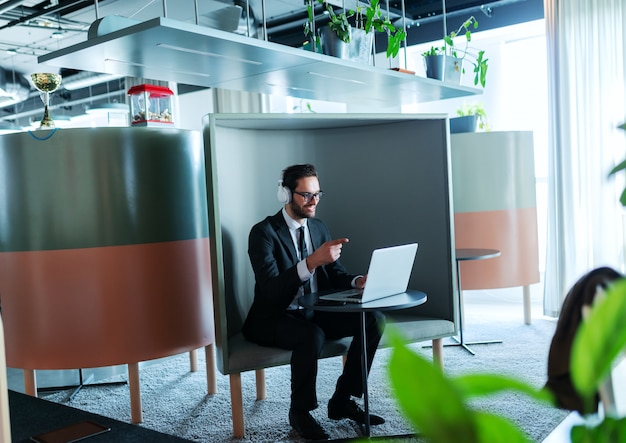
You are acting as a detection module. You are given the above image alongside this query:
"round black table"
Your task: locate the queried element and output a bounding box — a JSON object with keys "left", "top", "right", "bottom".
{"left": 299, "top": 289, "right": 427, "bottom": 437}
{"left": 449, "top": 248, "right": 501, "bottom": 355}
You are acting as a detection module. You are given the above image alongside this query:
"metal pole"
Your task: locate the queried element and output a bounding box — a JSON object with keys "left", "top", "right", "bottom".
{"left": 400, "top": 0, "right": 408, "bottom": 70}
{"left": 309, "top": 0, "right": 317, "bottom": 53}
{"left": 442, "top": 0, "right": 447, "bottom": 37}
{"left": 261, "top": 0, "right": 267, "bottom": 40}
{"left": 162, "top": 0, "right": 167, "bottom": 17}
{"left": 193, "top": 0, "right": 199, "bottom": 25}
{"left": 94, "top": 0, "right": 99, "bottom": 20}
{"left": 245, "top": 0, "right": 251, "bottom": 37}
{"left": 360, "top": 312, "right": 371, "bottom": 437}
{"left": 442, "top": 0, "right": 447, "bottom": 80}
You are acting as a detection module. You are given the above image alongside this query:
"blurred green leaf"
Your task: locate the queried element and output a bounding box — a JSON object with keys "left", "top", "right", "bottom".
{"left": 473, "top": 411, "right": 532, "bottom": 443}
{"left": 572, "top": 416, "right": 626, "bottom": 443}
{"left": 609, "top": 159, "right": 626, "bottom": 176}
{"left": 455, "top": 373, "right": 555, "bottom": 405}
{"left": 620, "top": 188, "right": 626, "bottom": 207}
{"left": 571, "top": 278, "right": 626, "bottom": 410}
{"left": 387, "top": 329, "right": 478, "bottom": 443}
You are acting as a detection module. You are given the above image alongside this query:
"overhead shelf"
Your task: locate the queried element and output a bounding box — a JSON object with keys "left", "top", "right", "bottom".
{"left": 39, "top": 16, "right": 481, "bottom": 106}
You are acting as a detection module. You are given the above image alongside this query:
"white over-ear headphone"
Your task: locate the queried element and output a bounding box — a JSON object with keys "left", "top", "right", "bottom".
{"left": 277, "top": 180, "right": 291, "bottom": 204}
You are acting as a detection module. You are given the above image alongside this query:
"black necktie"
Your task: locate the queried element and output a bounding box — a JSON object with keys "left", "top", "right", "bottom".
{"left": 298, "top": 226, "right": 311, "bottom": 294}
{"left": 298, "top": 226, "right": 308, "bottom": 259}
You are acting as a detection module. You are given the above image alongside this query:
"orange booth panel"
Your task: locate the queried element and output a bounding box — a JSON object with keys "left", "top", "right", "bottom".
{"left": 451, "top": 131, "right": 540, "bottom": 291}
{"left": 0, "top": 239, "right": 213, "bottom": 369}
{"left": 455, "top": 209, "right": 540, "bottom": 290}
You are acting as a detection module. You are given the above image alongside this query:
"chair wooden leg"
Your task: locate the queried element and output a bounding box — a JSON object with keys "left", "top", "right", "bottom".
{"left": 342, "top": 354, "right": 347, "bottom": 366}
{"left": 432, "top": 338, "right": 444, "bottom": 370}
{"left": 0, "top": 316, "right": 12, "bottom": 443}
{"left": 205, "top": 343, "right": 217, "bottom": 395}
{"left": 255, "top": 368, "right": 266, "bottom": 400}
{"left": 230, "top": 373, "right": 244, "bottom": 438}
{"left": 523, "top": 285, "right": 532, "bottom": 325}
{"left": 128, "top": 362, "right": 143, "bottom": 424}
{"left": 23, "top": 369, "right": 37, "bottom": 397}
{"left": 189, "top": 349, "right": 198, "bottom": 372}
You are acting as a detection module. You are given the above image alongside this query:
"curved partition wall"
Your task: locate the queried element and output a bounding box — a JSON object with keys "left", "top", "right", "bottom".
{"left": 451, "top": 131, "right": 540, "bottom": 323}
{"left": 0, "top": 128, "right": 214, "bottom": 370}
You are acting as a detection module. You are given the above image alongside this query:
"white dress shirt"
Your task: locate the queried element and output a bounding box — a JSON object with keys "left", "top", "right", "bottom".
{"left": 282, "top": 208, "right": 317, "bottom": 309}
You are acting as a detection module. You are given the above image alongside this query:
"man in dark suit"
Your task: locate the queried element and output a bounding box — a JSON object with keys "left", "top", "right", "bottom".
{"left": 242, "top": 164, "right": 385, "bottom": 440}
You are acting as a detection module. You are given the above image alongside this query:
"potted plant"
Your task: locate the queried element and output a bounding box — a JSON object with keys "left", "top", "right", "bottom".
{"left": 304, "top": 0, "right": 406, "bottom": 61}
{"left": 357, "top": 0, "right": 407, "bottom": 59}
{"left": 423, "top": 16, "right": 489, "bottom": 87}
{"left": 450, "top": 102, "right": 490, "bottom": 133}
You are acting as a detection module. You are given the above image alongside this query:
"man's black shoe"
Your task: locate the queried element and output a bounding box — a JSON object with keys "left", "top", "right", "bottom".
{"left": 328, "top": 398, "right": 385, "bottom": 425}
{"left": 289, "top": 409, "right": 330, "bottom": 441}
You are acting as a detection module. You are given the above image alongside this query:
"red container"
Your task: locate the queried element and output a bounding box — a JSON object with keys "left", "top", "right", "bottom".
{"left": 128, "top": 84, "right": 174, "bottom": 127}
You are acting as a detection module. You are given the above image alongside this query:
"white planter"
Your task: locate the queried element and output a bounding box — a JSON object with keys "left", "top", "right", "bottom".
{"left": 319, "top": 26, "right": 373, "bottom": 64}
{"left": 424, "top": 55, "right": 463, "bottom": 84}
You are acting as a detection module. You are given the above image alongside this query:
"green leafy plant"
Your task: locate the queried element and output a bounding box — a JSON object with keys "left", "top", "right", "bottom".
{"left": 567, "top": 277, "right": 626, "bottom": 440}
{"left": 386, "top": 327, "right": 553, "bottom": 443}
{"left": 422, "top": 16, "right": 489, "bottom": 87}
{"left": 304, "top": 1, "right": 354, "bottom": 45}
{"left": 608, "top": 122, "right": 626, "bottom": 205}
{"left": 304, "top": 0, "right": 406, "bottom": 59}
{"left": 357, "top": 0, "right": 407, "bottom": 58}
{"left": 457, "top": 102, "right": 490, "bottom": 131}
{"left": 422, "top": 46, "right": 444, "bottom": 57}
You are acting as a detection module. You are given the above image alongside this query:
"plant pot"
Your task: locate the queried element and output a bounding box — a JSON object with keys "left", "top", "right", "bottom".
{"left": 450, "top": 115, "right": 478, "bottom": 133}
{"left": 319, "top": 26, "right": 373, "bottom": 64}
{"left": 424, "top": 55, "right": 463, "bottom": 84}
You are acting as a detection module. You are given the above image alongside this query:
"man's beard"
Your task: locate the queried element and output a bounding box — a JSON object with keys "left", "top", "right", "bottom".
{"left": 289, "top": 201, "right": 315, "bottom": 219}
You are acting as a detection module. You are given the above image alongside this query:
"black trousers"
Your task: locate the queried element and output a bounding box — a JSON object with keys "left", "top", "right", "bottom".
{"left": 273, "top": 309, "right": 385, "bottom": 411}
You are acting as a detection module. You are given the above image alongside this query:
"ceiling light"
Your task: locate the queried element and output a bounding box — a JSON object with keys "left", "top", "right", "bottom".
{"left": 155, "top": 44, "right": 263, "bottom": 65}
{"left": 104, "top": 58, "right": 212, "bottom": 78}
{"left": 51, "top": 30, "right": 65, "bottom": 39}
{"left": 86, "top": 103, "right": 129, "bottom": 114}
{"left": 62, "top": 72, "right": 125, "bottom": 91}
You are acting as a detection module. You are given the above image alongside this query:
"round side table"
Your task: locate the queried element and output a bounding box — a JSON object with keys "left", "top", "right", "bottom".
{"left": 447, "top": 248, "right": 501, "bottom": 355}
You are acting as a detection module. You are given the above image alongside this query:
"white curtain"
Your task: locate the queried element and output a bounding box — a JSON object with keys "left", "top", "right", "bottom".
{"left": 544, "top": 0, "right": 626, "bottom": 316}
{"left": 211, "top": 88, "right": 271, "bottom": 113}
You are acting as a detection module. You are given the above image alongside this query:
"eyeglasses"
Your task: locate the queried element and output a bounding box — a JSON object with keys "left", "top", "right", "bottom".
{"left": 293, "top": 191, "right": 323, "bottom": 202}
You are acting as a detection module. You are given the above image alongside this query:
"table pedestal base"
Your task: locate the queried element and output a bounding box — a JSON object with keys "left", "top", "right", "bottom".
{"left": 443, "top": 335, "right": 503, "bottom": 356}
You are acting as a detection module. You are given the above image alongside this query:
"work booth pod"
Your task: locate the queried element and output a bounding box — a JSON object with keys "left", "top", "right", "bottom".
{"left": 0, "top": 127, "right": 216, "bottom": 424}
{"left": 203, "top": 113, "right": 457, "bottom": 437}
{"left": 450, "top": 131, "right": 540, "bottom": 324}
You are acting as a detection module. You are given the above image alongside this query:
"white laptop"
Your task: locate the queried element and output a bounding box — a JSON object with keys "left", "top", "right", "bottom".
{"left": 318, "top": 243, "right": 418, "bottom": 303}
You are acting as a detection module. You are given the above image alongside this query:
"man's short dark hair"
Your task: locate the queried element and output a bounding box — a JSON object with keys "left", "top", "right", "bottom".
{"left": 282, "top": 164, "right": 317, "bottom": 192}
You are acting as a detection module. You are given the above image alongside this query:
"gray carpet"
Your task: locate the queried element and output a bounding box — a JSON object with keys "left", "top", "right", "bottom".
{"left": 39, "top": 306, "right": 568, "bottom": 442}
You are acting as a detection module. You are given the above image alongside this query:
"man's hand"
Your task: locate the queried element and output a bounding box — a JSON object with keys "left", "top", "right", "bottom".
{"left": 355, "top": 275, "right": 368, "bottom": 289}
{"left": 305, "top": 238, "right": 349, "bottom": 272}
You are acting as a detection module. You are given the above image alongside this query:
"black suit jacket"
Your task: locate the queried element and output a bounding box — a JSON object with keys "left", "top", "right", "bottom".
{"left": 242, "top": 210, "right": 356, "bottom": 343}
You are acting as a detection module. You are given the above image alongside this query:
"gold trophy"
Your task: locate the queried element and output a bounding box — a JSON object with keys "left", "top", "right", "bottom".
{"left": 31, "top": 73, "right": 62, "bottom": 129}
